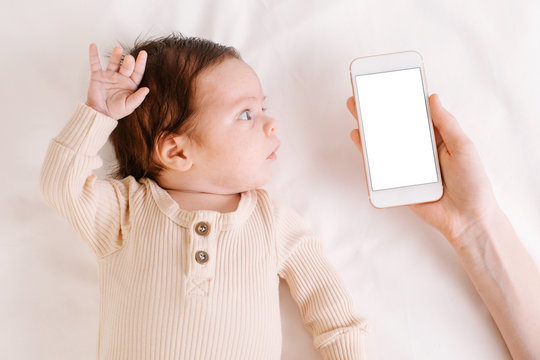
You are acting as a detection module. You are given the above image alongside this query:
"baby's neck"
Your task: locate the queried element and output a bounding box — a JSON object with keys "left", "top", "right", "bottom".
{"left": 165, "top": 188, "right": 242, "bottom": 213}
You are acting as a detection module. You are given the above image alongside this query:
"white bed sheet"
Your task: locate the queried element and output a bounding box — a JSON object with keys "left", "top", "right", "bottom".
{"left": 1, "top": 0, "right": 539, "bottom": 358}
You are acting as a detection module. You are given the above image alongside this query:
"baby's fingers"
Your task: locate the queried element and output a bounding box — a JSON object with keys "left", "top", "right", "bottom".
{"left": 119, "top": 54, "right": 135, "bottom": 77}
{"left": 89, "top": 43, "right": 102, "bottom": 73}
{"left": 125, "top": 87, "right": 150, "bottom": 114}
{"left": 131, "top": 50, "right": 147, "bottom": 85}
{"left": 106, "top": 46, "right": 123, "bottom": 72}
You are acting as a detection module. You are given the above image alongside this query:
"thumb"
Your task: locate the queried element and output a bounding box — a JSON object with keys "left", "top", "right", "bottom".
{"left": 125, "top": 87, "right": 150, "bottom": 114}
{"left": 429, "top": 93, "right": 469, "bottom": 153}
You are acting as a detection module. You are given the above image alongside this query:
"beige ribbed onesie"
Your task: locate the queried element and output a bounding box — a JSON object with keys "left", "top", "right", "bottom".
{"left": 40, "top": 103, "right": 369, "bottom": 359}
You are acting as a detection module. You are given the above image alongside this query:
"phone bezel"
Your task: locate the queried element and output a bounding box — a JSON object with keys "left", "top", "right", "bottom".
{"left": 349, "top": 51, "right": 443, "bottom": 208}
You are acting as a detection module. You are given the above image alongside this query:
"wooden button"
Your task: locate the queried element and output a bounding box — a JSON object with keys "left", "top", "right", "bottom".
{"left": 195, "top": 251, "right": 209, "bottom": 264}
{"left": 195, "top": 221, "right": 210, "bottom": 236}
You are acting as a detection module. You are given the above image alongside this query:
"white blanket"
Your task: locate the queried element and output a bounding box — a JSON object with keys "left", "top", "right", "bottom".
{"left": 2, "top": 0, "right": 539, "bottom": 358}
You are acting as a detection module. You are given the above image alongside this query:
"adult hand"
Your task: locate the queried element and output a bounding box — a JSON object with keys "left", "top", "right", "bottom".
{"left": 346, "top": 94, "right": 499, "bottom": 247}
{"left": 86, "top": 43, "right": 149, "bottom": 120}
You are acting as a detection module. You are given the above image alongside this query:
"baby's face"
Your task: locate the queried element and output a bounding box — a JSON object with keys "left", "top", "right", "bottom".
{"left": 186, "top": 58, "right": 280, "bottom": 193}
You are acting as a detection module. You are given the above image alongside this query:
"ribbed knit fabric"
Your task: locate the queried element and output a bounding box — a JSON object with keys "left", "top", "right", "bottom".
{"left": 39, "top": 103, "right": 370, "bottom": 360}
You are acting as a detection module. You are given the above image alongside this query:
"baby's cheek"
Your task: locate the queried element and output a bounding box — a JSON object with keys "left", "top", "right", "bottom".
{"left": 231, "top": 141, "right": 258, "bottom": 161}
{"left": 235, "top": 153, "right": 261, "bottom": 176}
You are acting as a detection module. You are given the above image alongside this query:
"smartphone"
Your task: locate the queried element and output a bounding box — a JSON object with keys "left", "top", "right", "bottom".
{"left": 349, "top": 51, "right": 443, "bottom": 208}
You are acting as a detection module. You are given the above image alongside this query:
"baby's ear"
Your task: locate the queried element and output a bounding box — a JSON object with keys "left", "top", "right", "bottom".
{"left": 155, "top": 133, "right": 193, "bottom": 172}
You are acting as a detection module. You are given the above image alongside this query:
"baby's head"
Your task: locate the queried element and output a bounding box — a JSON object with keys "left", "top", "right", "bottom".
{"left": 110, "top": 33, "right": 280, "bottom": 194}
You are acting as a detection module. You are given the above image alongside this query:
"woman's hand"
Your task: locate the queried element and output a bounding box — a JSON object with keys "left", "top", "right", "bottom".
{"left": 346, "top": 94, "right": 500, "bottom": 247}
{"left": 348, "top": 94, "right": 540, "bottom": 358}
{"left": 86, "top": 43, "right": 149, "bottom": 120}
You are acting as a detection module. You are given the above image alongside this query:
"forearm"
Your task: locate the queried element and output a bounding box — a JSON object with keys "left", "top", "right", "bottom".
{"left": 40, "top": 104, "right": 116, "bottom": 209}
{"left": 279, "top": 240, "right": 369, "bottom": 359}
{"left": 451, "top": 207, "right": 540, "bottom": 360}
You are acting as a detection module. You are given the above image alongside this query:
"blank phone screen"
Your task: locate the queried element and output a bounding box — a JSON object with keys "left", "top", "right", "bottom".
{"left": 355, "top": 67, "right": 438, "bottom": 191}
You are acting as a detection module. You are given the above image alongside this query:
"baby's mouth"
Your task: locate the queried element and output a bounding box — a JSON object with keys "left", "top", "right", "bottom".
{"left": 267, "top": 143, "right": 280, "bottom": 159}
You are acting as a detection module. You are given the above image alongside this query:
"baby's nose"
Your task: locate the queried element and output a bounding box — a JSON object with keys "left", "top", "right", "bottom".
{"left": 265, "top": 116, "right": 278, "bottom": 135}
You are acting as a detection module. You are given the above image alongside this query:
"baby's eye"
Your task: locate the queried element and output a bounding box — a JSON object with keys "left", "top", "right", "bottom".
{"left": 238, "top": 110, "right": 252, "bottom": 121}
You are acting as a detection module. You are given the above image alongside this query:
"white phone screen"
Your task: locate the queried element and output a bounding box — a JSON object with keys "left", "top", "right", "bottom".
{"left": 355, "top": 67, "right": 438, "bottom": 191}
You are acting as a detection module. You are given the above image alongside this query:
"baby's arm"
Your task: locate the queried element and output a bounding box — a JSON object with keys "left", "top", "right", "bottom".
{"left": 274, "top": 202, "right": 369, "bottom": 360}
{"left": 39, "top": 44, "right": 149, "bottom": 258}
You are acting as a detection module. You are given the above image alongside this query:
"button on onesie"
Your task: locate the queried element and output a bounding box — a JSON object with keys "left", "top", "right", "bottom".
{"left": 186, "top": 217, "right": 217, "bottom": 296}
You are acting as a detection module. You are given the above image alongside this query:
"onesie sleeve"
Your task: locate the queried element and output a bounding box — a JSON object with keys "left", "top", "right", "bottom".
{"left": 39, "top": 103, "right": 131, "bottom": 259}
{"left": 274, "top": 200, "right": 370, "bottom": 360}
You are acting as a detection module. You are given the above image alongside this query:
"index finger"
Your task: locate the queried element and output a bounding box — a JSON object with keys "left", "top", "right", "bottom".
{"left": 89, "top": 43, "right": 102, "bottom": 73}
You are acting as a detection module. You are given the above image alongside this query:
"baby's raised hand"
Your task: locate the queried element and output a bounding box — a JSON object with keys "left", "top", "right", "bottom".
{"left": 85, "top": 43, "right": 149, "bottom": 120}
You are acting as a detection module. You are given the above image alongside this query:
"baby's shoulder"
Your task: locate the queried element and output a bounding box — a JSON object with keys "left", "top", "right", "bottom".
{"left": 252, "top": 189, "right": 305, "bottom": 224}
{"left": 253, "top": 188, "right": 286, "bottom": 214}
{"left": 104, "top": 175, "right": 147, "bottom": 200}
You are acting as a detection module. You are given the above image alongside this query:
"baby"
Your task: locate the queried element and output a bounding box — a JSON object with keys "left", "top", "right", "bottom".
{"left": 40, "top": 33, "right": 369, "bottom": 359}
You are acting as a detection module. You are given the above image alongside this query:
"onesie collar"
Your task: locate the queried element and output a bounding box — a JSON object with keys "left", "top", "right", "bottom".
{"left": 140, "top": 178, "right": 258, "bottom": 231}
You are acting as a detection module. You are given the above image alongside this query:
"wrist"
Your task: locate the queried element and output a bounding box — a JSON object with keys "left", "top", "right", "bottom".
{"left": 448, "top": 204, "right": 506, "bottom": 255}
{"left": 84, "top": 101, "right": 113, "bottom": 120}
{"left": 85, "top": 99, "right": 109, "bottom": 118}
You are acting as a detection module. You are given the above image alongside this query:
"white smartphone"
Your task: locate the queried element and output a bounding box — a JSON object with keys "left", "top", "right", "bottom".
{"left": 349, "top": 51, "right": 443, "bottom": 208}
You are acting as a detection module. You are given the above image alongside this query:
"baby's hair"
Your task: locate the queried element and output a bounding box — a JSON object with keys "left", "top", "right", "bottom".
{"left": 109, "top": 32, "right": 241, "bottom": 181}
